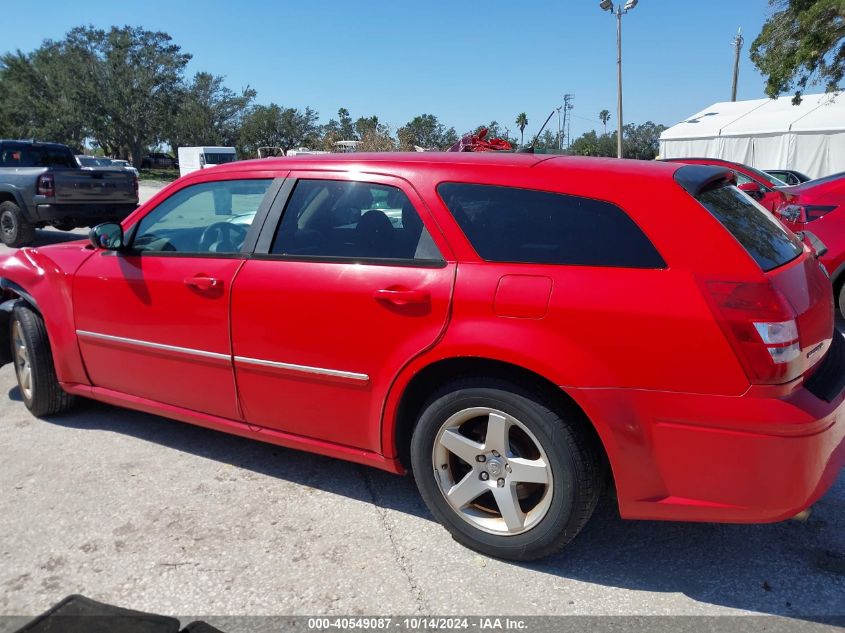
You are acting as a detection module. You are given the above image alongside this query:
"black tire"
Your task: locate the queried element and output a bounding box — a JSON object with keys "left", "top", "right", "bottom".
{"left": 10, "top": 304, "right": 75, "bottom": 416}
{"left": 0, "top": 201, "right": 36, "bottom": 248}
{"left": 410, "top": 378, "right": 603, "bottom": 561}
{"left": 837, "top": 280, "right": 845, "bottom": 322}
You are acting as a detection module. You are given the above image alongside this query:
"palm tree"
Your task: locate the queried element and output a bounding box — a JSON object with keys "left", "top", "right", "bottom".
{"left": 515, "top": 113, "right": 528, "bottom": 146}
{"left": 599, "top": 110, "right": 611, "bottom": 136}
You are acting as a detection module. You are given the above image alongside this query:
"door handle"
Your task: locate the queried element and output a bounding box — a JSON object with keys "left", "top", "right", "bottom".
{"left": 374, "top": 287, "right": 430, "bottom": 305}
{"left": 184, "top": 276, "right": 220, "bottom": 290}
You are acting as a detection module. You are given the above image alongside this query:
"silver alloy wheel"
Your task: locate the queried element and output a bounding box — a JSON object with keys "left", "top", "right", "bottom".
{"left": 12, "top": 320, "right": 33, "bottom": 401}
{"left": 432, "top": 407, "right": 554, "bottom": 535}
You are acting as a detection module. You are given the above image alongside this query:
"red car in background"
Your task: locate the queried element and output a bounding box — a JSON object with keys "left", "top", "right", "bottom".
{"left": 1, "top": 153, "right": 844, "bottom": 560}
{"left": 665, "top": 158, "right": 845, "bottom": 316}
{"left": 778, "top": 172, "right": 845, "bottom": 309}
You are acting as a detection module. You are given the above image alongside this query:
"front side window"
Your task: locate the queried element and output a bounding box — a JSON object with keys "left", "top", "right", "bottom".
{"left": 271, "top": 179, "right": 442, "bottom": 262}
{"left": 436, "top": 183, "right": 665, "bottom": 268}
{"left": 132, "top": 179, "right": 272, "bottom": 254}
{"left": 695, "top": 185, "right": 802, "bottom": 272}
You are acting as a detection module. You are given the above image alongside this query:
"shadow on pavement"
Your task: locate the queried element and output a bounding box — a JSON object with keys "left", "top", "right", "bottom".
{"left": 16, "top": 383, "right": 844, "bottom": 621}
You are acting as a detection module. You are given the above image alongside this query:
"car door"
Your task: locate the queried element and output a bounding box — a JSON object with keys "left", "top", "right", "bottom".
{"left": 73, "top": 174, "right": 284, "bottom": 419}
{"left": 230, "top": 171, "right": 456, "bottom": 452}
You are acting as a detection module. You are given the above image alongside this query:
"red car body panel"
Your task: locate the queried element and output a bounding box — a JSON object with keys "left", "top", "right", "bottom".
{"left": 1, "top": 153, "right": 843, "bottom": 525}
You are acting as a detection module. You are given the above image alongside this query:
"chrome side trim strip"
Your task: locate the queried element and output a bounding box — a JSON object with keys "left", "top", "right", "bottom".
{"left": 75, "top": 330, "right": 368, "bottom": 381}
{"left": 234, "top": 355, "right": 369, "bottom": 382}
{"left": 76, "top": 330, "right": 230, "bottom": 361}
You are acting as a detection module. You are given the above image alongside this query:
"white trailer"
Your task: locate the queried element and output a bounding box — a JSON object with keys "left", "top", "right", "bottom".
{"left": 177, "top": 146, "right": 237, "bottom": 177}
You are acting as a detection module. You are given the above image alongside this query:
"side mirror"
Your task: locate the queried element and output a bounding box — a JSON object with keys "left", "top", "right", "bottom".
{"left": 738, "top": 182, "right": 764, "bottom": 200}
{"left": 89, "top": 223, "right": 124, "bottom": 250}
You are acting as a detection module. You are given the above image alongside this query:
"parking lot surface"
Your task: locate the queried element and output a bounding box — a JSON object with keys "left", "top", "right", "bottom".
{"left": 0, "top": 180, "right": 843, "bottom": 625}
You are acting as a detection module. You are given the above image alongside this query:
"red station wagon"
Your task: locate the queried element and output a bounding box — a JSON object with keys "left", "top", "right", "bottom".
{"left": 1, "top": 153, "right": 844, "bottom": 560}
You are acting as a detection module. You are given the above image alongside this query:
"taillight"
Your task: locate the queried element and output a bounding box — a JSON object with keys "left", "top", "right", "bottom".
{"left": 132, "top": 176, "right": 139, "bottom": 196}
{"left": 37, "top": 173, "right": 55, "bottom": 197}
{"left": 779, "top": 203, "right": 837, "bottom": 223}
{"left": 701, "top": 280, "right": 802, "bottom": 384}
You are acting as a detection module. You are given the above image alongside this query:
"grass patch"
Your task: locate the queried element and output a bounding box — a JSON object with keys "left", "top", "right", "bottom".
{"left": 139, "top": 168, "right": 179, "bottom": 182}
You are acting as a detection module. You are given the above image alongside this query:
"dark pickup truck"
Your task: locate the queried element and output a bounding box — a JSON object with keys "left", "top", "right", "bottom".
{"left": 0, "top": 140, "right": 138, "bottom": 247}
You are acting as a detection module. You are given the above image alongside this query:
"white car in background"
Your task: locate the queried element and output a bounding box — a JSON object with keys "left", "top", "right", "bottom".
{"left": 108, "top": 159, "right": 139, "bottom": 177}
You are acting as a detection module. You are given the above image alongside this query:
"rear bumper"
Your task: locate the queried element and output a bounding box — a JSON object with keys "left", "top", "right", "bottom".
{"left": 572, "top": 377, "right": 845, "bottom": 523}
{"left": 35, "top": 203, "right": 137, "bottom": 226}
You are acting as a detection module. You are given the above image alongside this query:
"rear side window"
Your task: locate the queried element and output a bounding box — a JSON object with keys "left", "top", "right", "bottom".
{"left": 436, "top": 183, "right": 665, "bottom": 268}
{"left": 0, "top": 144, "right": 76, "bottom": 168}
{"left": 695, "top": 185, "right": 802, "bottom": 272}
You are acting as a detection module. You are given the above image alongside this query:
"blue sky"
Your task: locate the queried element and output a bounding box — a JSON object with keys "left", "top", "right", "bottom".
{"left": 3, "top": 0, "right": 775, "bottom": 140}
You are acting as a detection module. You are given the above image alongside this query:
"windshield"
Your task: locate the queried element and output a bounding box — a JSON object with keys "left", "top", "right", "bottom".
{"left": 745, "top": 164, "right": 787, "bottom": 187}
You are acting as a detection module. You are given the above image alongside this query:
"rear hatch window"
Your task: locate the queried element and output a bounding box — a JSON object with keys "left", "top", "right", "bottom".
{"left": 0, "top": 144, "right": 77, "bottom": 168}
{"left": 695, "top": 185, "right": 802, "bottom": 272}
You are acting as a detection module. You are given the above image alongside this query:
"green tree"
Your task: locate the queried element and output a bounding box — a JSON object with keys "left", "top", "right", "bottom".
{"left": 167, "top": 72, "right": 256, "bottom": 151}
{"left": 63, "top": 26, "right": 191, "bottom": 164}
{"left": 621, "top": 121, "right": 667, "bottom": 160}
{"left": 570, "top": 121, "right": 666, "bottom": 160}
{"left": 751, "top": 0, "right": 845, "bottom": 102}
{"left": 238, "top": 103, "right": 320, "bottom": 155}
{"left": 515, "top": 112, "right": 528, "bottom": 146}
{"left": 599, "top": 109, "right": 611, "bottom": 135}
{"left": 0, "top": 43, "right": 89, "bottom": 149}
{"left": 398, "top": 114, "right": 457, "bottom": 150}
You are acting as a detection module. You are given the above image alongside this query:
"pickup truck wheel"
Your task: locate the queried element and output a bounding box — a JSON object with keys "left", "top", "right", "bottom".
{"left": 10, "top": 305, "right": 75, "bottom": 416}
{"left": 410, "top": 379, "right": 603, "bottom": 561}
{"left": 0, "top": 201, "right": 35, "bottom": 248}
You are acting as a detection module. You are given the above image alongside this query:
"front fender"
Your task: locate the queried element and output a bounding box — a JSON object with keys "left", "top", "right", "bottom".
{"left": 0, "top": 244, "right": 95, "bottom": 385}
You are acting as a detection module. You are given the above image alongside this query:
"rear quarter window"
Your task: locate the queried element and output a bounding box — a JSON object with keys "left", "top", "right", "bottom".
{"left": 436, "top": 183, "right": 665, "bottom": 268}
{"left": 694, "top": 185, "right": 802, "bottom": 272}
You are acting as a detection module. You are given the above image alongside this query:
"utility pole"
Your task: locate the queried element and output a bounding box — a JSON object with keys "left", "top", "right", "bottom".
{"left": 562, "top": 94, "right": 573, "bottom": 150}
{"left": 565, "top": 95, "right": 574, "bottom": 148}
{"left": 731, "top": 27, "right": 744, "bottom": 102}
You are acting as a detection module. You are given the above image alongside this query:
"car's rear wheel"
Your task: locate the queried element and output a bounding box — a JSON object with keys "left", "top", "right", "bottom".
{"left": 410, "top": 379, "right": 603, "bottom": 561}
{"left": 10, "top": 305, "right": 75, "bottom": 416}
{"left": 837, "top": 280, "right": 845, "bottom": 321}
{"left": 0, "top": 201, "right": 35, "bottom": 248}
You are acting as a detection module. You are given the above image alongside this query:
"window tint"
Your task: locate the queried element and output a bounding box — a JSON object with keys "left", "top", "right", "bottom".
{"left": 695, "top": 185, "right": 802, "bottom": 272}
{"left": 0, "top": 144, "right": 76, "bottom": 168}
{"left": 436, "top": 183, "right": 665, "bottom": 268}
{"left": 271, "top": 179, "right": 443, "bottom": 262}
{"left": 132, "top": 179, "right": 272, "bottom": 254}
{"left": 204, "top": 152, "right": 237, "bottom": 165}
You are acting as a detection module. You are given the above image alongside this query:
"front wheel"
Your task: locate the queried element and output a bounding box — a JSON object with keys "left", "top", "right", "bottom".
{"left": 10, "top": 305, "right": 75, "bottom": 416}
{"left": 410, "top": 379, "right": 603, "bottom": 561}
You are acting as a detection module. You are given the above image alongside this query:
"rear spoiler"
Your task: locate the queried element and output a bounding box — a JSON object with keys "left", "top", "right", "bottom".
{"left": 673, "top": 164, "right": 736, "bottom": 196}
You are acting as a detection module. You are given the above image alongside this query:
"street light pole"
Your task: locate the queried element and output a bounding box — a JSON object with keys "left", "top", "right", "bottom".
{"left": 600, "top": 0, "right": 638, "bottom": 159}
{"left": 615, "top": 4, "right": 623, "bottom": 158}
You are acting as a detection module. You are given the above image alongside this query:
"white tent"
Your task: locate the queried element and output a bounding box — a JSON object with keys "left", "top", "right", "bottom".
{"left": 659, "top": 93, "right": 845, "bottom": 179}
